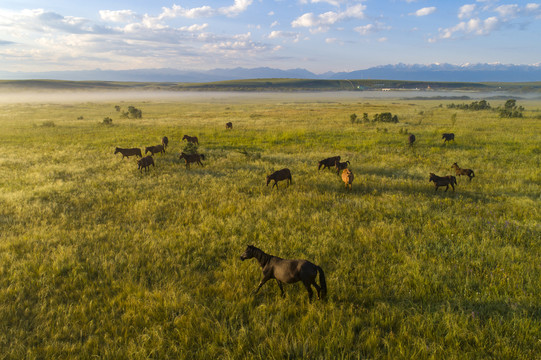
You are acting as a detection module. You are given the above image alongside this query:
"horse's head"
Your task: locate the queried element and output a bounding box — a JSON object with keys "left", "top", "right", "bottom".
{"left": 114, "top": 147, "right": 119, "bottom": 154}
{"left": 429, "top": 173, "right": 436, "bottom": 182}
{"left": 451, "top": 162, "right": 458, "bottom": 169}
{"left": 240, "top": 245, "right": 256, "bottom": 261}
{"left": 266, "top": 175, "right": 271, "bottom": 186}
{"left": 450, "top": 176, "right": 457, "bottom": 185}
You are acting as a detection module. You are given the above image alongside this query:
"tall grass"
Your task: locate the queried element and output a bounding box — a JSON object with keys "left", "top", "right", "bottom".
{"left": 0, "top": 95, "right": 539, "bottom": 359}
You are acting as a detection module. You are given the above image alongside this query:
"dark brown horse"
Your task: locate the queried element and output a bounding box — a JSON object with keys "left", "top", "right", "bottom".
{"left": 409, "top": 134, "right": 416, "bottom": 146}
{"left": 442, "top": 133, "right": 455, "bottom": 143}
{"left": 162, "top": 136, "right": 169, "bottom": 148}
{"left": 240, "top": 245, "right": 327, "bottom": 301}
{"left": 318, "top": 156, "right": 340, "bottom": 171}
{"left": 137, "top": 156, "right": 155, "bottom": 172}
{"left": 179, "top": 152, "right": 205, "bottom": 169}
{"left": 451, "top": 162, "right": 475, "bottom": 181}
{"left": 226, "top": 122, "right": 233, "bottom": 129}
{"left": 334, "top": 160, "right": 350, "bottom": 174}
{"left": 429, "top": 173, "right": 457, "bottom": 192}
{"left": 145, "top": 145, "right": 165, "bottom": 156}
{"left": 182, "top": 135, "right": 199, "bottom": 145}
{"left": 114, "top": 147, "right": 142, "bottom": 159}
{"left": 266, "top": 168, "right": 292, "bottom": 189}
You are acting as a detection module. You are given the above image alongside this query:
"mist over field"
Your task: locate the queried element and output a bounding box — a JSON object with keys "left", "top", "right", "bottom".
{"left": 2, "top": 88, "right": 540, "bottom": 105}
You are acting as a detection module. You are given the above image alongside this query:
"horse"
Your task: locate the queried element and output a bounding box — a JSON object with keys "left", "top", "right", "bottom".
{"left": 409, "top": 134, "right": 416, "bottom": 146}
{"left": 162, "top": 136, "right": 169, "bottom": 148}
{"left": 226, "top": 122, "right": 233, "bottom": 129}
{"left": 429, "top": 173, "right": 457, "bottom": 192}
{"left": 266, "top": 168, "right": 292, "bottom": 189}
{"left": 334, "top": 160, "right": 350, "bottom": 174}
{"left": 114, "top": 147, "right": 142, "bottom": 159}
{"left": 341, "top": 168, "right": 354, "bottom": 190}
{"left": 137, "top": 156, "right": 155, "bottom": 172}
{"left": 240, "top": 245, "right": 327, "bottom": 301}
{"left": 145, "top": 145, "right": 165, "bottom": 156}
{"left": 451, "top": 162, "right": 475, "bottom": 181}
{"left": 442, "top": 133, "right": 455, "bottom": 143}
{"left": 179, "top": 152, "right": 205, "bottom": 169}
{"left": 318, "top": 156, "right": 340, "bottom": 171}
{"left": 182, "top": 135, "right": 199, "bottom": 145}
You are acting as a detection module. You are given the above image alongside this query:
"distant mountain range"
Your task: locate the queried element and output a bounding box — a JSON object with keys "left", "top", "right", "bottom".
{"left": 1, "top": 63, "right": 541, "bottom": 83}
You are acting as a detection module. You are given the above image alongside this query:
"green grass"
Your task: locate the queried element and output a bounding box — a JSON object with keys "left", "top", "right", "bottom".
{"left": 0, "top": 95, "right": 539, "bottom": 359}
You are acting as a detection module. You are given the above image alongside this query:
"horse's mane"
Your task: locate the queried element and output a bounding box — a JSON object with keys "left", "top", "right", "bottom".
{"left": 251, "top": 246, "right": 273, "bottom": 267}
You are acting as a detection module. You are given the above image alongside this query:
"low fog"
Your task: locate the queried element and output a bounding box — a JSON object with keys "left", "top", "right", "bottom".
{"left": 0, "top": 89, "right": 538, "bottom": 104}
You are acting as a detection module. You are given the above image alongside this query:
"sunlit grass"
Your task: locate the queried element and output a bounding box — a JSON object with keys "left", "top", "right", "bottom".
{"left": 0, "top": 96, "right": 539, "bottom": 359}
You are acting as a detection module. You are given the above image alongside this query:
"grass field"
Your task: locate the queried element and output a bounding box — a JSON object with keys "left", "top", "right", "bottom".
{"left": 0, "top": 93, "right": 539, "bottom": 359}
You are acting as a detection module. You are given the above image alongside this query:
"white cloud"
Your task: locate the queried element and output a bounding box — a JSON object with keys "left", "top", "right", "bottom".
{"left": 159, "top": 0, "right": 253, "bottom": 19}
{"left": 291, "top": 4, "right": 366, "bottom": 32}
{"left": 99, "top": 10, "right": 137, "bottom": 23}
{"left": 354, "top": 22, "right": 390, "bottom": 36}
{"left": 412, "top": 7, "right": 436, "bottom": 17}
{"left": 268, "top": 30, "right": 301, "bottom": 43}
{"left": 432, "top": 2, "right": 541, "bottom": 42}
{"left": 494, "top": 4, "right": 519, "bottom": 19}
{"left": 458, "top": 4, "right": 476, "bottom": 19}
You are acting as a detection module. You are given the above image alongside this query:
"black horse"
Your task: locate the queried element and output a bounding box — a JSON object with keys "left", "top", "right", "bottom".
{"left": 442, "top": 133, "right": 455, "bottom": 143}
{"left": 240, "top": 245, "right": 327, "bottom": 301}
{"left": 408, "top": 134, "right": 416, "bottom": 146}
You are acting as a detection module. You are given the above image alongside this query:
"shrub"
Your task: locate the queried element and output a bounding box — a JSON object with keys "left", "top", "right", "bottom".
{"left": 102, "top": 117, "right": 113, "bottom": 125}
{"left": 499, "top": 99, "right": 524, "bottom": 118}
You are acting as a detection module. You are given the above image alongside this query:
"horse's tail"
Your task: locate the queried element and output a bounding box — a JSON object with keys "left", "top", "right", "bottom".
{"left": 317, "top": 266, "right": 327, "bottom": 300}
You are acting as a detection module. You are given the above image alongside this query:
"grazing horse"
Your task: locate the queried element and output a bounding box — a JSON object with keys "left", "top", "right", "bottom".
{"left": 409, "top": 134, "right": 416, "bottom": 146}
{"left": 318, "top": 156, "right": 340, "bottom": 171}
{"left": 114, "top": 147, "right": 142, "bottom": 159}
{"left": 442, "top": 133, "right": 455, "bottom": 143}
{"left": 240, "top": 245, "right": 327, "bottom": 301}
{"left": 266, "top": 168, "right": 292, "bottom": 189}
{"left": 429, "top": 173, "right": 457, "bottom": 192}
{"left": 335, "top": 160, "right": 350, "bottom": 174}
{"left": 145, "top": 145, "right": 165, "bottom": 156}
{"left": 137, "top": 156, "right": 155, "bottom": 172}
{"left": 161, "top": 136, "right": 169, "bottom": 148}
{"left": 451, "top": 162, "right": 475, "bottom": 181}
{"left": 226, "top": 122, "right": 233, "bottom": 129}
{"left": 182, "top": 135, "right": 199, "bottom": 145}
{"left": 179, "top": 152, "right": 205, "bottom": 169}
{"left": 341, "top": 168, "right": 354, "bottom": 190}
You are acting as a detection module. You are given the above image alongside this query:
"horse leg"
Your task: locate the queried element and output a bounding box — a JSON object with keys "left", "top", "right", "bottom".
{"left": 276, "top": 280, "right": 285, "bottom": 297}
{"left": 302, "top": 281, "right": 314, "bottom": 302}
{"left": 311, "top": 280, "right": 321, "bottom": 299}
{"left": 253, "top": 273, "right": 272, "bottom": 294}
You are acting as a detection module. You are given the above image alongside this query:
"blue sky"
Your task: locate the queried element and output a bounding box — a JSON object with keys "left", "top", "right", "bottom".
{"left": 0, "top": 0, "right": 540, "bottom": 73}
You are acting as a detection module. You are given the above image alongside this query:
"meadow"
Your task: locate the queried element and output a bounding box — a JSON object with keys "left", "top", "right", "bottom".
{"left": 0, "top": 92, "right": 539, "bottom": 359}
